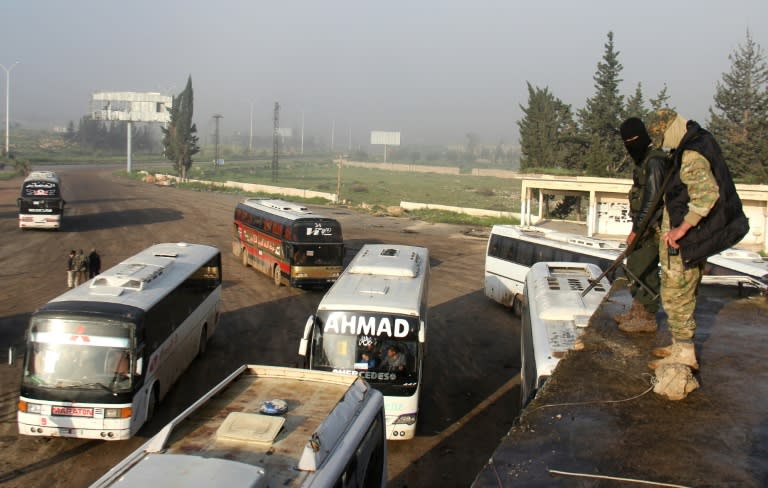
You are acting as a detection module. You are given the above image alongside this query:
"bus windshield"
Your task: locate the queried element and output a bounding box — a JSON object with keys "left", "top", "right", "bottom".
{"left": 310, "top": 310, "right": 419, "bottom": 386}
{"left": 23, "top": 317, "right": 134, "bottom": 391}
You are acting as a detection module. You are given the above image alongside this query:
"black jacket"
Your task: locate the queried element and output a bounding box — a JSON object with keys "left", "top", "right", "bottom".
{"left": 665, "top": 121, "right": 749, "bottom": 267}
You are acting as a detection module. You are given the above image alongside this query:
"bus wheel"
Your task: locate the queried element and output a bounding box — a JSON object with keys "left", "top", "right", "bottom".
{"left": 512, "top": 295, "right": 523, "bottom": 317}
{"left": 147, "top": 384, "right": 159, "bottom": 424}
{"left": 273, "top": 265, "right": 282, "bottom": 287}
{"left": 197, "top": 326, "right": 208, "bottom": 357}
{"left": 241, "top": 248, "right": 248, "bottom": 267}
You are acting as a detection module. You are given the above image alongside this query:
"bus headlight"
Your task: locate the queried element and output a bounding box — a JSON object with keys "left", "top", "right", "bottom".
{"left": 18, "top": 400, "right": 42, "bottom": 414}
{"left": 393, "top": 413, "right": 417, "bottom": 425}
{"left": 105, "top": 407, "right": 133, "bottom": 419}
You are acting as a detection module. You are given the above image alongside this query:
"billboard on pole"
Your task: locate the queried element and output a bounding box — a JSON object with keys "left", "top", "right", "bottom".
{"left": 370, "top": 131, "right": 401, "bottom": 146}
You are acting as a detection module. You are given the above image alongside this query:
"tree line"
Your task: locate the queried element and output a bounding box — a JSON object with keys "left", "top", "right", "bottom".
{"left": 518, "top": 31, "right": 768, "bottom": 183}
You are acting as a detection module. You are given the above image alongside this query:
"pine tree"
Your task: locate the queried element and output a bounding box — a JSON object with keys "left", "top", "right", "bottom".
{"left": 708, "top": 31, "right": 768, "bottom": 181}
{"left": 162, "top": 76, "right": 200, "bottom": 180}
{"left": 578, "top": 31, "right": 626, "bottom": 176}
{"left": 624, "top": 83, "right": 648, "bottom": 120}
{"left": 517, "top": 82, "right": 580, "bottom": 171}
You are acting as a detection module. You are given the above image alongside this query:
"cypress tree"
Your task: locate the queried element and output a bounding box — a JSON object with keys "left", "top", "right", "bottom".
{"left": 518, "top": 82, "right": 580, "bottom": 171}
{"left": 162, "top": 76, "right": 200, "bottom": 180}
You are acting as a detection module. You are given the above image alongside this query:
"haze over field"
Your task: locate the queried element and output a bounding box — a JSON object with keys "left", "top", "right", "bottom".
{"left": 1, "top": 0, "right": 766, "bottom": 146}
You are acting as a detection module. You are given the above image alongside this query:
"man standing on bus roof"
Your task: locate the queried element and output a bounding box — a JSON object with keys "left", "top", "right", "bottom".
{"left": 650, "top": 113, "right": 748, "bottom": 376}
{"left": 615, "top": 117, "right": 670, "bottom": 333}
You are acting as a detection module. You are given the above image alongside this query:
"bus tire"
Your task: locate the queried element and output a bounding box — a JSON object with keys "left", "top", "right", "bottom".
{"left": 241, "top": 248, "right": 248, "bottom": 267}
{"left": 512, "top": 295, "right": 523, "bottom": 317}
{"left": 147, "top": 384, "right": 159, "bottom": 424}
{"left": 273, "top": 265, "right": 282, "bottom": 287}
{"left": 197, "top": 326, "right": 208, "bottom": 357}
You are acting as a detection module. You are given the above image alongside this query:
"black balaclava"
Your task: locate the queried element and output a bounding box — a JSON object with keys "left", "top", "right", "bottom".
{"left": 620, "top": 117, "right": 651, "bottom": 163}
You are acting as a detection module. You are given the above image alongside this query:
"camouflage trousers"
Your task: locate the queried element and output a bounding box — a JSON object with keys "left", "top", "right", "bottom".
{"left": 626, "top": 230, "right": 661, "bottom": 313}
{"left": 659, "top": 244, "right": 703, "bottom": 340}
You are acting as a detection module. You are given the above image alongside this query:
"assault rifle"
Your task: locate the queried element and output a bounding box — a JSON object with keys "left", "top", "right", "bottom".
{"left": 581, "top": 152, "right": 677, "bottom": 298}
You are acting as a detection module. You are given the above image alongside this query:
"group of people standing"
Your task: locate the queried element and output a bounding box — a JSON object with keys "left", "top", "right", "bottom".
{"left": 616, "top": 111, "right": 749, "bottom": 397}
{"left": 66, "top": 248, "right": 101, "bottom": 288}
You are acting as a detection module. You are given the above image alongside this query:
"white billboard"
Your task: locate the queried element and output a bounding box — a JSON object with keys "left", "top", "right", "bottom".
{"left": 276, "top": 128, "right": 293, "bottom": 137}
{"left": 370, "top": 131, "right": 401, "bottom": 146}
{"left": 91, "top": 92, "right": 171, "bottom": 123}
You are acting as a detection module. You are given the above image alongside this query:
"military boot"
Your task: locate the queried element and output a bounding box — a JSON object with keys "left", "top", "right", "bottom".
{"left": 648, "top": 341, "right": 698, "bottom": 371}
{"left": 617, "top": 301, "right": 658, "bottom": 333}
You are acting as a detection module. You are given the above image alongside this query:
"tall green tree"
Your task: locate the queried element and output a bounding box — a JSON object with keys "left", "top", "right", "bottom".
{"left": 578, "top": 31, "right": 626, "bottom": 176}
{"left": 708, "top": 30, "right": 768, "bottom": 181}
{"left": 518, "top": 82, "right": 580, "bottom": 171}
{"left": 624, "top": 82, "right": 648, "bottom": 120}
{"left": 162, "top": 76, "right": 200, "bottom": 180}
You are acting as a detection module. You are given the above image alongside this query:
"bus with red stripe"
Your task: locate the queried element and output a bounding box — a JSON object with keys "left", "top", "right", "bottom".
{"left": 232, "top": 198, "right": 344, "bottom": 288}
{"left": 17, "top": 242, "right": 222, "bottom": 440}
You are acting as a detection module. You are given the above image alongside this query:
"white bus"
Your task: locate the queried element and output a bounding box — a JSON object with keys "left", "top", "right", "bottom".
{"left": 520, "top": 262, "right": 610, "bottom": 408}
{"left": 18, "top": 242, "right": 222, "bottom": 441}
{"left": 17, "top": 170, "right": 66, "bottom": 229}
{"left": 485, "top": 226, "right": 768, "bottom": 314}
{"left": 90, "top": 365, "right": 387, "bottom": 488}
{"left": 298, "top": 244, "right": 429, "bottom": 440}
{"left": 484, "top": 225, "right": 623, "bottom": 315}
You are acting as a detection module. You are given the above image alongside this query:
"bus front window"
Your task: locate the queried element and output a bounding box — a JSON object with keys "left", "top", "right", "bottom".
{"left": 311, "top": 311, "right": 419, "bottom": 386}
{"left": 23, "top": 317, "right": 134, "bottom": 391}
{"left": 24, "top": 343, "right": 132, "bottom": 390}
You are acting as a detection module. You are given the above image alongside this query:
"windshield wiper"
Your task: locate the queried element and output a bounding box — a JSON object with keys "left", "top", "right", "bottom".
{"left": 68, "top": 382, "right": 117, "bottom": 395}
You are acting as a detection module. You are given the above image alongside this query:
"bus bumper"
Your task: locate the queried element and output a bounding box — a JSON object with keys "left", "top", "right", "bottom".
{"left": 18, "top": 413, "right": 131, "bottom": 441}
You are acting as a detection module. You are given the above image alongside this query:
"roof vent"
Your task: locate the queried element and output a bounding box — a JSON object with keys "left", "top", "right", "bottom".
{"left": 216, "top": 412, "right": 285, "bottom": 444}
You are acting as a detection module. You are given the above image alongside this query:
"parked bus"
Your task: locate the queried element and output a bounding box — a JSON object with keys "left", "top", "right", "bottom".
{"left": 18, "top": 242, "right": 222, "bottom": 441}
{"left": 90, "top": 365, "right": 387, "bottom": 488}
{"left": 485, "top": 226, "right": 767, "bottom": 315}
{"left": 298, "top": 244, "right": 429, "bottom": 440}
{"left": 520, "top": 261, "right": 610, "bottom": 408}
{"left": 17, "top": 170, "right": 65, "bottom": 229}
{"left": 484, "top": 225, "right": 623, "bottom": 315}
{"left": 233, "top": 198, "right": 344, "bottom": 288}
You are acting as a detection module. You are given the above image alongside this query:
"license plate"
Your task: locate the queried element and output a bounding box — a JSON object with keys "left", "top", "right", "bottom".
{"left": 51, "top": 406, "right": 94, "bottom": 417}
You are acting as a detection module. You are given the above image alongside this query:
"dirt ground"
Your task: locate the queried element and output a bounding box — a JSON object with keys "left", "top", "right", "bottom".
{"left": 0, "top": 166, "right": 521, "bottom": 487}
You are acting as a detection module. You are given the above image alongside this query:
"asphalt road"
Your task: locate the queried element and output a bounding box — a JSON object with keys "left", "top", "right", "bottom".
{"left": 0, "top": 166, "right": 521, "bottom": 487}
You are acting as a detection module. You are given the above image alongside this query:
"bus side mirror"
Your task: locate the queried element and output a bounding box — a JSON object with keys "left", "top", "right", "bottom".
{"left": 298, "top": 316, "right": 314, "bottom": 356}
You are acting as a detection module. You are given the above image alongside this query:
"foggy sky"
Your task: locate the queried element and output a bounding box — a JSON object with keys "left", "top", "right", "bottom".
{"left": 1, "top": 0, "right": 766, "bottom": 147}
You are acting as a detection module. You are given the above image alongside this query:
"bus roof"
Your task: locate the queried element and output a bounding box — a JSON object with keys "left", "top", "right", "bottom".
{"left": 23, "top": 171, "right": 60, "bottom": 184}
{"left": 317, "top": 244, "right": 428, "bottom": 316}
{"left": 489, "top": 224, "right": 624, "bottom": 258}
{"left": 43, "top": 243, "right": 220, "bottom": 312}
{"left": 238, "top": 198, "right": 333, "bottom": 222}
{"left": 91, "top": 365, "right": 385, "bottom": 488}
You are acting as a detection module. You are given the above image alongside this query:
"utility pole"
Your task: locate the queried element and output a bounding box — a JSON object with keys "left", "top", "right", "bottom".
{"left": 213, "top": 114, "right": 223, "bottom": 167}
{"left": 1, "top": 61, "right": 20, "bottom": 156}
{"left": 249, "top": 102, "right": 254, "bottom": 154}
{"left": 272, "top": 102, "right": 280, "bottom": 182}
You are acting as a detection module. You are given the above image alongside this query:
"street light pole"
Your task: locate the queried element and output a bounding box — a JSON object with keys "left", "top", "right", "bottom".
{"left": 1, "top": 61, "right": 20, "bottom": 156}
